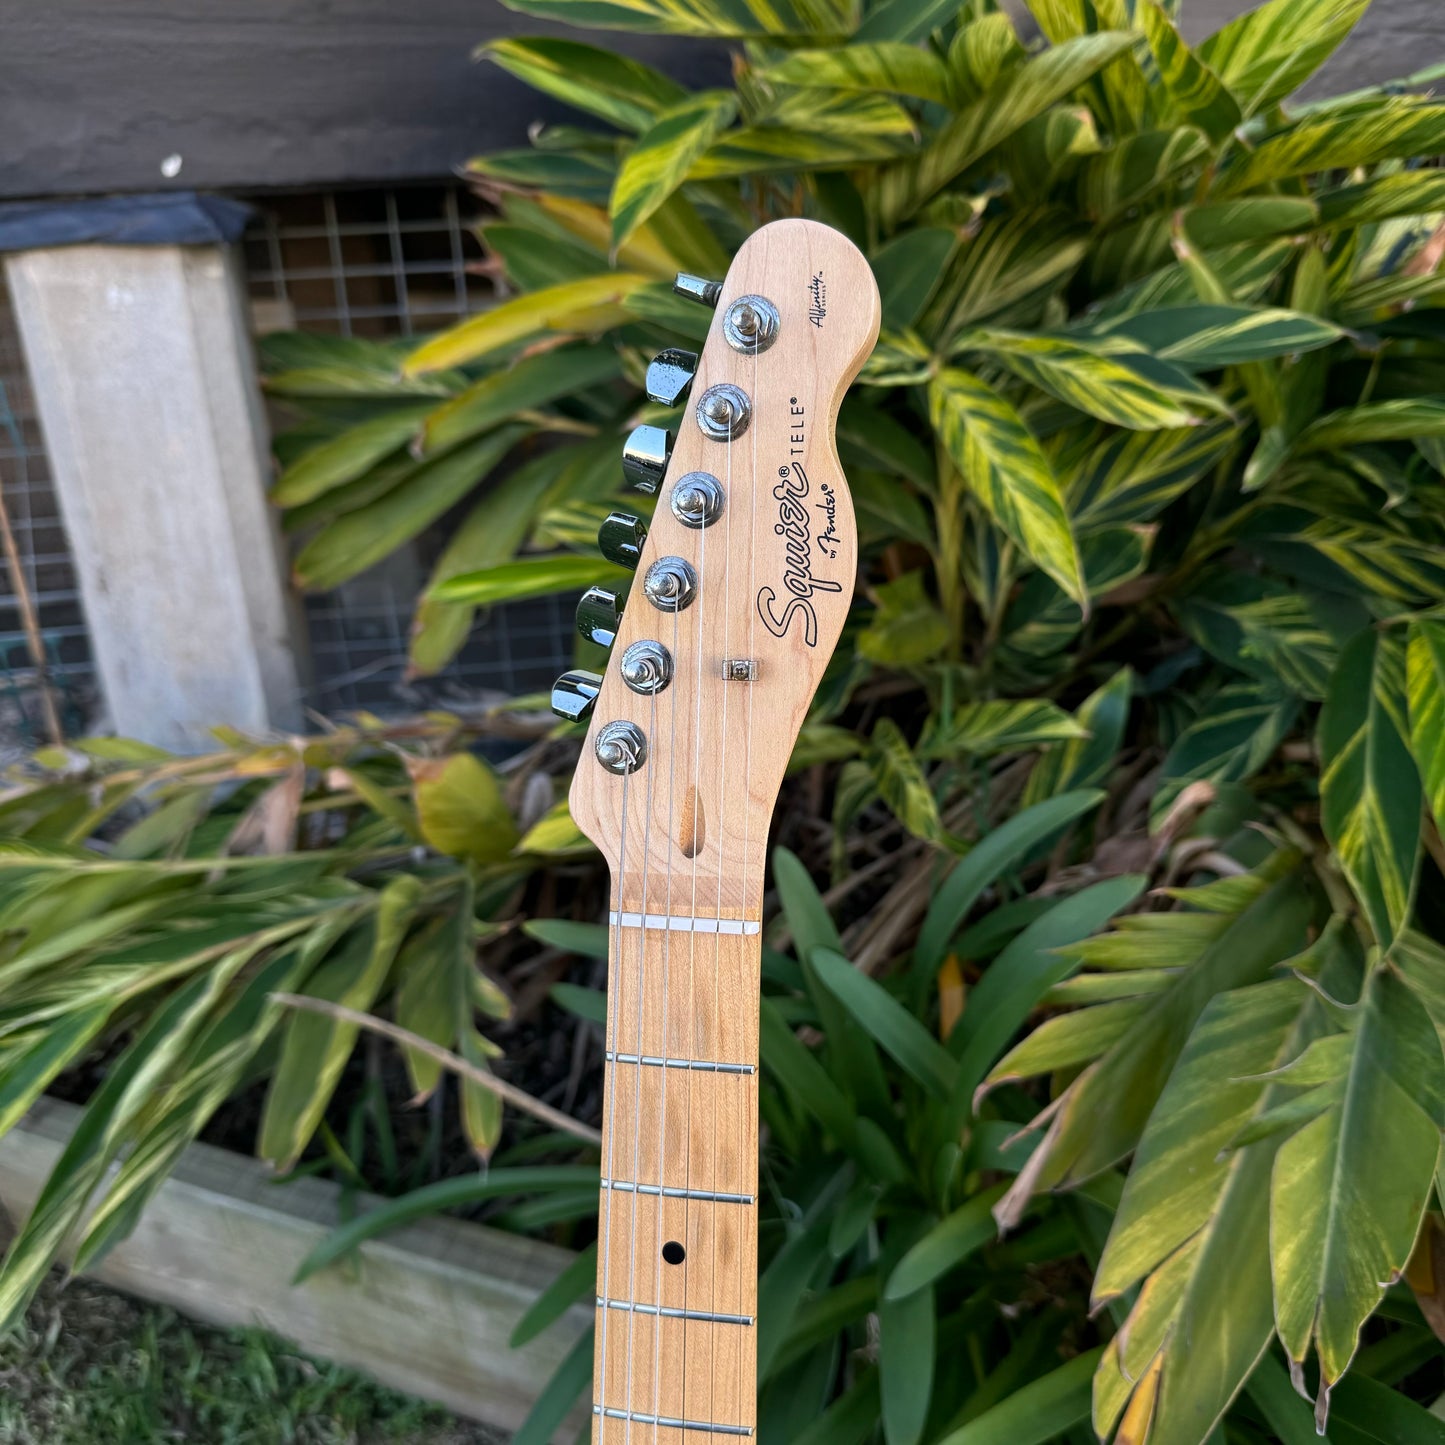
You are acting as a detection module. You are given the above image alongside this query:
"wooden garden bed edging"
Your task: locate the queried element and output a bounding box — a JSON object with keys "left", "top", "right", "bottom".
{"left": 0, "top": 1098, "right": 589, "bottom": 1439}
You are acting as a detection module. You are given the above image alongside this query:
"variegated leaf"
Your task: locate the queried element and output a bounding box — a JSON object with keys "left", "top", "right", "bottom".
{"left": 1319, "top": 631, "right": 1421, "bottom": 951}
{"left": 1198, "top": 0, "right": 1369, "bottom": 115}
{"left": 877, "top": 31, "right": 1137, "bottom": 224}
{"left": 1022, "top": 667, "right": 1132, "bottom": 805}
{"left": 868, "top": 717, "right": 944, "bottom": 845}
{"left": 920, "top": 700, "right": 1088, "bottom": 759}
{"left": 963, "top": 329, "right": 1224, "bottom": 430}
{"left": 1138, "top": 0, "right": 1241, "bottom": 142}
{"left": 930, "top": 367, "right": 1086, "bottom": 605}
{"left": 479, "top": 38, "right": 687, "bottom": 132}
{"left": 1408, "top": 620, "right": 1445, "bottom": 834}
{"left": 610, "top": 91, "right": 737, "bottom": 248}
{"left": 762, "top": 43, "right": 953, "bottom": 104}
{"left": 1085, "top": 304, "right": 1341, "bottom": 369}
{"left": 1272, "top": 965, "right": 1445, "bottom": 1425}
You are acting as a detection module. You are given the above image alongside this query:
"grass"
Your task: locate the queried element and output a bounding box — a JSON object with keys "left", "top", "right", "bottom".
{"left": 0, "top": 1272, "right": 507, "bottom": 1445}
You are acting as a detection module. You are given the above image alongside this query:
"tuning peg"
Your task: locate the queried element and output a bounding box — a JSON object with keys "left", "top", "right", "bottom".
{"left": 646, "top": 348, "right": 698, "bottom": 407}
{"left": 551, "top": 669, "right": 603, "bottom": 723}
{"left": 577, "top": 586, "right": 623, "bottom": 648}
{"left": 599, "top": 510, "right": 648, "bottom": 570}
{"left": 674, "top": 273, "right": 722, "bottom": 307}
{"left": 622, "top": 425, "right": 672, "bottom": 494}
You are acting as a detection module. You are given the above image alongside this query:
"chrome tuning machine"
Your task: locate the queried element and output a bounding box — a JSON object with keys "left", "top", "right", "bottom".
{"left": 646, "top": 348, "right": 698, "bottom": 407}
{"left": 673, "top": 273, "right": 722, "bottom": 307}
{"left": 551, "top": 669, "right": 603, "bottom": 723}
{"left": 622, "top": 424, "right": 672, "bottom": 493}
{"left": 576, "top": 586, "right": 623, "bottom": 649}
{"left": 598, "top": 511, "right": 648, "bottom": 571}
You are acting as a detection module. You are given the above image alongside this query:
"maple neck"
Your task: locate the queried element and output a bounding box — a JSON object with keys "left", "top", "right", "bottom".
{"left": 593, "top": 918, "right": 762, "bottom": 1441}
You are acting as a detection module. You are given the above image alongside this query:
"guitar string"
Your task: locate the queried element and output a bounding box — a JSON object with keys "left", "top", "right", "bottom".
{"left": 681, "top": 461, "right": 710, "bottom": 1433}
{"left": 708, "top": 387, "right": 737, "bottom": 1435}
{"left": 620, "top": 686, "right": 659, "bottom": 1445}
{"left": 595, "top": 769, "right": 630, "bottom": 1442}
{"left": 647, "top": 607, "right": 680, "bottom": 1433}
{"left": 738, "top": 328, "right": 762, "bottom": 1434}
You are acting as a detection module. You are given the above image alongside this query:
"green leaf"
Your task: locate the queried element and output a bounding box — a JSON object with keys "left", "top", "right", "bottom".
{"left": 914, "top": 789, "right": 1105, "bottom": 978}
{"left": 258, "top": 878, "right": 421, "bottom": 1170}
{"left": 885, "top": 1183, "right": 1008, "bottom": 1300}
{"left": 964, "top": 330, "right": 1221, "bottom": 430}
{"left": 480, "top": 37, "right": 687, "bottom": 132}
{"left": 411, "top": 753, "right": 518, "bottom": 864}
{"left": 430, "top": 553, "right": 632, "bottom": 607}
{"left": 1022, "top": 668, "right": 1132, "bottom": 806}
{"left": 997, "top": 857, "right": 1313, "bottom": 1218}
{"left": 422, "top": 345, "right": 621, "bottom": 454}
{"left": 1328, "top": 1372, "right": 1445, "bottom": 1445}
{"left": 271, "top": 406, "right": 432, "bottom": 508}
{"left": 403, "top": 273, "right": 652, "bottom": 374}
{"left": 764, "top": 43, "right": 953, "bottom": 104}
{"left": 1087, "top": 304, "right": 1342, "bottom": 369}
{"left": 1272, "top": 966, "right": 1445, "bottom": 1416}
{"left": 951, "top": 874, "right": 1148, "bottom": 1111}
{"left": 1300, "top": 399, "right": 1445, "bottom": 453}
{"left": 930, "top": 368, "right": 1085, "bottom": 605}
{"left": 858, "top": 571, "right": 950, "bottom": 667}
{"left": 0, "top": 1003, "right": 113, "bottom": 1138}
{"left": 1091, "top": 980, "right": 1308, "bottom": 1441}
{"left": 879, "top": 1277, "right": 935, "bottom": 1445}
{"left": 392, "top": 899, "right": 474, "bottom": 1098}
{"left": 934, "top": 1347, "right": 1102, "bottom": 1445}
{"left": 1138, "top": 0, "right": 1241, "bottom": 141}
{"left": 811, "top": 946, "right": 959, "bottom": 1100}
{"left": 1198, "top": 0, "right": 1369, "bottom": 114}
{"left": 1155, "top": 680, "right": 1299, "bottom": 816}
{"left": 295, "top": 1164, "right": 600, "bottom": 1280}
{"left": 878, "top": 31, "right": 1137, "bottom": 223}
{"left": 524, "top": 918, "right": 609, "bottom": 958}
{"left": 292, "top": 428, "right": 525, "bottom": 592}
{"left": 1408, "top": 620, "right": 1445, "bottom": 833}
{"left": 1062, "top": 418, "right": 1234, "bottom": 528}
{"left": 611, "top": 91, "right": 738, "bottom": 249}
{"left": 868, "top": 717, "right": 945, "bottom": 845}
{"left": 1319, "top": 631, "right": 1421, "bottom": 950}
{"left": 921, "top": 700, "right": 1088, "bottom": 759}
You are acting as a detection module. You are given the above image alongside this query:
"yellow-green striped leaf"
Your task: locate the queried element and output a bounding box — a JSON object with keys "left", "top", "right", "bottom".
{"left": 1408, "top": 620, "right": 1445, "bottom": 835}
{"left": 1299, "top": 399, "right": 1445, "bottom": 452}
{"left": 1198, "top": 0, "right": 1368, "bottom": 114}
{"left": 878, "top": 31, "right": 1137, "bottom": 224}
{"left": 1092, "top": 980, "right": 1306, "bottom": 1443}
{"left": 930, "top": 367, "right": 1085, "bottom": 605}
{"left": 868, "top": 717, "right": 944, "bottom": 845}
{"left": 689, "top": 124, "right": 909, "bottom": 179}
{"left": 1271, "top": 965, "right": 1445, "bottom": 1421}
{"left": 611, "top": 91, "right": 737, "bottom": 249}
{"left": 1318, "top": 170, "right": 1445, "bottom": 228}
{"left": 947, "top": 13, "right": 1025, "bottom": 102}
{"left": 1138, "top": 0, "right": 1240, "bottom": 142}
{"left": 1319, "top": 631, "right": 1421, "bottom": 950}
{"left": 963, "top": 330, "right": 1222, "bottom": 430}
{"left": 403, "top": 273, "right": 652, "bottom": 375}
{"left": 763, "top": 42, "right": 953, "bottom": 104}
{"left": 1088, "top": 304, "right": 1341, "bottom": 369}
{"left": 921, "top": 700, "right": 1087, "bottom": 759}
{"left": 479, "top": 38, "right": 687, "bottom": 133}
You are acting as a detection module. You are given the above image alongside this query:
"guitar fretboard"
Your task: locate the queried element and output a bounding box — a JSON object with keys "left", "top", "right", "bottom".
{"left": 593, "top": 919, "right": 761, "bottom": 1441}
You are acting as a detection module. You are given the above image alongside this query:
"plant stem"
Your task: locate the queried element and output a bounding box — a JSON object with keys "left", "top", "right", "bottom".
{"left": 270, "top": 992, "right": 602, "bottom": 1147}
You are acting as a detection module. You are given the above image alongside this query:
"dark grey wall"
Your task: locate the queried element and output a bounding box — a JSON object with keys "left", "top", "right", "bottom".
{"left": 1, "top": 0, "right": 1439, "bottom": 202}
{"left": 0, "top": 1, "right": 727, "bottom": 200}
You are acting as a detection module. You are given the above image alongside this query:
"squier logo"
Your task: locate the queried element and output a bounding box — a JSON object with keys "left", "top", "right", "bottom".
{"left": 756, "top": 461, "right": 842, "bottom": 647}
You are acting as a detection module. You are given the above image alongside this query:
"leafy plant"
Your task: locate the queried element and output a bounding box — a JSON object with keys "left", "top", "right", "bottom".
{"left": 259, "top": 0, "right": 1445, "bottom": 1437}
{"left": 0, "top": 715, "right": 583, "bottom": 1332}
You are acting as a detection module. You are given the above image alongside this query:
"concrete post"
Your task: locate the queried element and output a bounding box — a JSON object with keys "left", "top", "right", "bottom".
{"left": 3, "top": 236, "right": 307, "bottom": 750}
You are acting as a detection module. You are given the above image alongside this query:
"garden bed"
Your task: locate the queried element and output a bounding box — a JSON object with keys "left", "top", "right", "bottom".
{"left": 0, "top": 1098, "right": 588, "bottom": 1440}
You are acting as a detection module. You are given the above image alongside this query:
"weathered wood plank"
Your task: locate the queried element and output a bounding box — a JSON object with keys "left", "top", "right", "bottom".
{"left": 0, "top": 1098, "right": 590, "bottom": 1439}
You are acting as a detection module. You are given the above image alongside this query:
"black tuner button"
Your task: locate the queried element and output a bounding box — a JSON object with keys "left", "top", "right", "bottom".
{"left": 598, "top": 511, "right": 648, "bottom": 571}
{"left": 646, "top": 348, "right": 698, "bottom": 407}
{"left": 673, "top": 273, "right": 722, "bottom": 307}
{"left": 550, "top": 670, "right": 603, "bottom": 723}
{"left": 576, "top": 586, "right": 623, "bottom": 649}
{"left": 622, "top": 425, "right": 673, "bottom": 494}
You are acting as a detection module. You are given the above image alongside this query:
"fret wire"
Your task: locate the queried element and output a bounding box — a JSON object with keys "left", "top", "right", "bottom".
{"left": 601, "top": 1178, "right": 755, "bottom": 1206}
{"left": 606, "top": 1051, "right": 755, "bottom": 1075}
{"left": 598, "top": 1297, "right": 754, "bottom": 1326}
{"left": 594, "top": 1406, "right": 753, "bottom": 1436}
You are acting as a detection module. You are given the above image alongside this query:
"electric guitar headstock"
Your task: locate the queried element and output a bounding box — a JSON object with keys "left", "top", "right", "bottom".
{"left": 553, "top": 219, "right": 879, "bottom": 921}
